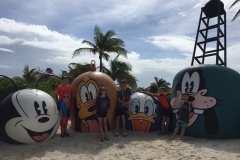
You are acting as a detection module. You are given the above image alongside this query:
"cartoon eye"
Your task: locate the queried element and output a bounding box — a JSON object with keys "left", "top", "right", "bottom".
{"left": 185, "top": 81, "right": 189, "bottom": 92}
{"left": 182, "top": 72, "right": 190, "bottom": 93}
{"left": 181, "top": 72, "right": 200, "bottom": 93}
{"left": 144, "top": 100, "right": 154, "bottom": 116}
{"left": 34, "top": 101, "right": 41, "bottom": 115}
{"left": 130, "top": 98, "right": 140, "bottom": 114}
{"left": 80, "top": 86, "right": 88, "bottom": 103}
{"left": 42, "top": 101, "right": 48, "bottom": 114}
{"left": 189, "top": 72, "right": 200, "bottom": 93}
{"left": 88, "top": 83, "right": 97, "bottom": 100}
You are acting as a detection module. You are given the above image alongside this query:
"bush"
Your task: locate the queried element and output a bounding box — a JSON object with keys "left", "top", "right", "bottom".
{"left": 0, "top": 77, "right": 57, "bottom": 103}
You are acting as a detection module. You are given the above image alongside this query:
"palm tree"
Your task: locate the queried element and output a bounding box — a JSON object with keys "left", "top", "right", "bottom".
{"left": 22, "top": 65, "right": 38, "bottom": 83}
{"left": 73, "top": 25, "right": 128, "bottom": 72}
{"left": 150, "top": 77, "right": 171, "bottom": 93}
{"left": 59, "top": 70, "right": 69, "bottom": 77}
{"left": 104, "top": 58, "right": 137, "bottom": 89}
{"left": 230, "top": 0, "right": 240, "bottom": 21}
{"left": 68, "top": 63, "right": 91, "bottom": 80}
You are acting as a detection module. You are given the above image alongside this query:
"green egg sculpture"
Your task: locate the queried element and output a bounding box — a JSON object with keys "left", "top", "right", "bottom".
{"left": 170, "top": 64, "right": 240, "bottom": 139}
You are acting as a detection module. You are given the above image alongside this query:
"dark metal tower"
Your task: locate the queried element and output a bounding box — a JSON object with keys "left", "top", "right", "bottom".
{"left": 191, "top": 0, "right": 227, "bottom": 66}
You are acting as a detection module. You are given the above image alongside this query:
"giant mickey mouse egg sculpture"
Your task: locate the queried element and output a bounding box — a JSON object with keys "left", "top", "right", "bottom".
{"left": 0, "top": 89, "right": 59, "bottom": 144}
{"left": 170, "top": 64, "right": 240, "bottom": 139}
{"left": 125, "top": 92, "right": 162, "bottom": 132}
{"left": 70, "top": 71, "right": 117, "bottom": 133}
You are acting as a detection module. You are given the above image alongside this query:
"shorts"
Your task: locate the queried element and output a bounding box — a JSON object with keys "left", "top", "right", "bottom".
{"left": 97, "top": 111, "right": 108, "bottom": 118}
{"left": 116, "top": 108, "right": 127, "bottom": 117}
{"left": 176, "top": 120, "right": 188, "bottom": 128}
{"left": 162, "top": 108, "right": 172, "bottom": 117}
{"left": 60, "top": 116, "right": 68, "bottom": 128}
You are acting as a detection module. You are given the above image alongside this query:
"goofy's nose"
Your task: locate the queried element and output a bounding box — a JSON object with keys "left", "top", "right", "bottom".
{"left": 188, "top": 96, "right": 195, "bottom": 102}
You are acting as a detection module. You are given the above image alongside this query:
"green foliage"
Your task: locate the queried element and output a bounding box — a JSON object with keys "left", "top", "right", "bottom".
{"left": 149, "top": 83, "right": 159, "bottom": 93}
{"left": 134, "top": 87, "right": 149, "bottom": 92}
{"left": 0, "top": 78, "right": 18, "bottom": 103}
{"left": 0, "top": 77, "right": 56, "bottom": 103}
{"left": 68, "top": 63, "right": 91, "bottom": 80}
{"left": 22, "top": 65, "right": 39, "bottom": 83}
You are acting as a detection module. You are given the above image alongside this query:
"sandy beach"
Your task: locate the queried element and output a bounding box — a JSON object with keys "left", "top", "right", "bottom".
{"left": 0, "top": 121, "right": 240, "bottom": 160}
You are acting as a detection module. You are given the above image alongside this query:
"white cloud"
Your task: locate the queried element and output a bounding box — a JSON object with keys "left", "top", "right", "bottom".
{"left": 193, "top": 0, "right": 208, "bottom": 9}
{"left": 0, "top": 18, "right": 89, "bottom": 55}
{"left": 115, "top": 51, "right": 192, "bottom": 86}
{"left": 0, "top": 36, "right": 22, "bottom": 45}
{"left": 142, "top": 36, "right": 195, "bottom": 53}
{"left": 178, "top": 12, "right": 187, "bottom": 17}
{"left": 0, "top": 65, "right": 10, "bottom": 68}
{"left": 0, "top": 47, "right": 14, "bottom": 53}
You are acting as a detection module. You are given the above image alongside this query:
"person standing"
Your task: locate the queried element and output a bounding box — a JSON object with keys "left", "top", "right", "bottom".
{"left": 56, "top": 76, "right": 72, "bottom": 117}
{"left": 142, "top": 82, "right": 178, "bottom": 135}
{"left": 153, "top": 83, "right": 177, "bottom": 135}
{"left": 95, "top": 86, "right": 110, "bottom": 142}
{"left": 115, "top": 80, "right": 131, "bottom": 137}
{"left": 59, "top": 94, "right": 70, "bottom": 137}
{"left": 171, "top": 93, "right": 191, "bottom": 140}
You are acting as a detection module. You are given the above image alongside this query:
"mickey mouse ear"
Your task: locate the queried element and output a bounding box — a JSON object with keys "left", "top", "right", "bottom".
{"left": 36, "top": 74, "right": 61, "bottom": 89}
{"left": 0, "top": 75, "right": 18, "bottom": 92}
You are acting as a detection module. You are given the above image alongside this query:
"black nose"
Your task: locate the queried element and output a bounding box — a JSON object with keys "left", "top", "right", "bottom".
{"left": 188, "top": 96, "right": 195, "bottom": 102}
{"left": 38, "top": 117, "right": 49, "bottom": 123}
{"left": 88, "top": 105, "right": 96, "bottom": 112}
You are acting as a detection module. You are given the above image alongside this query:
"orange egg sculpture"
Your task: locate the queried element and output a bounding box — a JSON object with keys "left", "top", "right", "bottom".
{"left": 70, "top": 61, "right": 117, "bottom": 133}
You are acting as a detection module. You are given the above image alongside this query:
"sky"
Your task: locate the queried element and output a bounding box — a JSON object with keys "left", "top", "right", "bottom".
{"left": 0, "top": 0, "right": 239, "bottom": 88}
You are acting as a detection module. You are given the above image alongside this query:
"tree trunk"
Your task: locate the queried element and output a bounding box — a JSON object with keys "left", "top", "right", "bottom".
{"left": 99, "top": 54, "right": 103, "bottom": 72}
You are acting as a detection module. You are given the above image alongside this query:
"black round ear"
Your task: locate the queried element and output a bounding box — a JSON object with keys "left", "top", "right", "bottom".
{"left": 35, "top": 74, "right": 61, "bottom": 89}
{"left": 204, "top": 108, "right": 219, "bottom": 134}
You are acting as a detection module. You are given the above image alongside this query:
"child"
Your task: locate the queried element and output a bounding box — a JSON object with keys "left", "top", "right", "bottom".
{"left": 95, "top": 86, "right": 110, "bottom": 142}
{"left": 56, "top": 76, "right": 72, "bottom": 117}
{"left": 144, "top": 82, "right": 177, "bottom": 135}
{"left": 59, "top": 94, "right": 70, "bottom": 137}
{"left": 171, "top": 93, "right": 191, "bottom": 140}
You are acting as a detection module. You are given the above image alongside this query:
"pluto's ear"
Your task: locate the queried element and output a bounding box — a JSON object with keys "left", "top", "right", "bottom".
{"left": 204, "top": 108, "right": 219, "bottom": 134}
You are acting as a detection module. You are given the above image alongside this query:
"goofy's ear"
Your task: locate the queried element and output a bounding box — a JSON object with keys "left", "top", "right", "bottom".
{"left": 204, "top": 108, "right": 219, "bottom": 134}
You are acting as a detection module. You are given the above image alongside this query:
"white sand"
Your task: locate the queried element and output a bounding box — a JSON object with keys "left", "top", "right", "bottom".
{"left": 1, "top": 121, "right": 240, "bottom": 160}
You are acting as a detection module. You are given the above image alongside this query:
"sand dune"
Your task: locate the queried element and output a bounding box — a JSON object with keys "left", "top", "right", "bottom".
{"left": 0, "top": 121, "right": 240, "bottom": 160}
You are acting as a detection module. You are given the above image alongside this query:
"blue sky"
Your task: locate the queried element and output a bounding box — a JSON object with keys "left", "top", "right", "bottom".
{"left": 0, "top": 0, "right": 239, "bottom": 87}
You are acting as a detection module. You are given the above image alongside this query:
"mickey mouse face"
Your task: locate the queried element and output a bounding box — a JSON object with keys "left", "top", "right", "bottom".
{"left": 4, "top": 89, "right": 59, "bottom": 144}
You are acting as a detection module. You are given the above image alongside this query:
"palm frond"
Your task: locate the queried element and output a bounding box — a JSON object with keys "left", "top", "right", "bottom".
{"left": 82, "top": 40, "right": 97, "bottom": 48}
{"left": 102, "top": 52, "right": 110, "bottom": 61}
{"left": 229, "top": 0, "right": 240, "bottom": 9}
{"left": 104, "top": 30, "right": 116, "bottom": 39}
{"left": 73, "top": 48, "right": 98, "bottom": 58}
{"left": 232, "top": 9, "right": 240, "bottom": 21}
